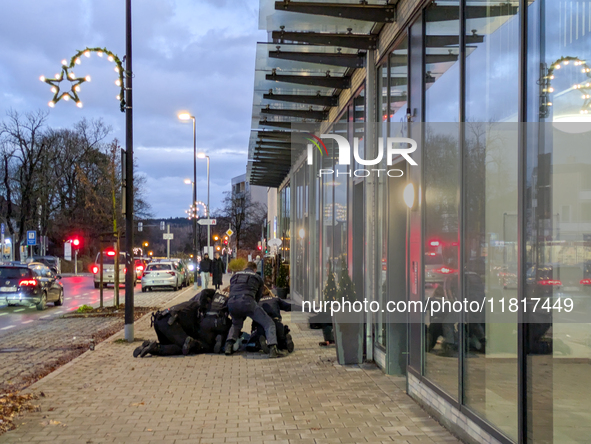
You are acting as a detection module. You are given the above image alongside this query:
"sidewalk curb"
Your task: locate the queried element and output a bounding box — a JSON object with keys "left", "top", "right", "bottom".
{"left": 24, "top": 285, "right": 198, "bottom": 390}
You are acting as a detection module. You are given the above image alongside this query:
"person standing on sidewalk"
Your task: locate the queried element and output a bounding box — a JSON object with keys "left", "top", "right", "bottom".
{"left": 224, "top": 262, "right": 287, "bottom": 358}
{"left": 200, "top": 253, "right": 212, "bottom": 289}
{"left": 211, "top": 251, "right": 225, "bottom": 290}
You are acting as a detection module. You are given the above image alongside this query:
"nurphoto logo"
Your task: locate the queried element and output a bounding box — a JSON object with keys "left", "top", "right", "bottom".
{"left": 305, "top": 133, "right": 418, "bottom": 177}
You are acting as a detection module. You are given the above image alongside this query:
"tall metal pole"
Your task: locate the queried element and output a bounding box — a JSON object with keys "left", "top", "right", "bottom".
{"left": 192, "top": 117, "right": 198, "bottom": 288}
{"left": 124, "top": 0, "right": 135, "bottom": 342}
{"left": 206, "top": 156, "right": 210, "bottom": 257}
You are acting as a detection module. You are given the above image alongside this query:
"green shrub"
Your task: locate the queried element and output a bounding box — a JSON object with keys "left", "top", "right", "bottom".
{"left": 76, "top": 304, "right": 94, "bottom": 313}
{"left": 227, "top": 258, "right": 247, "bottom": 273}
{"left": 276, "top": 263, "right": 289, "bottom": 288}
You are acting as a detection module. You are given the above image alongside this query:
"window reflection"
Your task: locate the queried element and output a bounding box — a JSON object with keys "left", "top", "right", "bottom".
{"left": 423, "top": 0, "right": 460, "bottom": 398}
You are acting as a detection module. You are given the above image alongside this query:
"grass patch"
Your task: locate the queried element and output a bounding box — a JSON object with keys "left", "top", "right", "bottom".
{"left": 75, "top": 304, "right": 94, "bottom": 313}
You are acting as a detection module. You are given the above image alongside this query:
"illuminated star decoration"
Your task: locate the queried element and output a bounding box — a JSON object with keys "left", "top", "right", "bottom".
{"left": 40, "top": 47, "right": 127, "bottom": 112}
{"left": 540, "top": 56, "right": 591, "bottom": 118}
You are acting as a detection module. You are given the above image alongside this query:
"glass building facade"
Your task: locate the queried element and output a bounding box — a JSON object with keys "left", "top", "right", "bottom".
{"left": 249, "top": 1, "right": 591, "bottom": 442}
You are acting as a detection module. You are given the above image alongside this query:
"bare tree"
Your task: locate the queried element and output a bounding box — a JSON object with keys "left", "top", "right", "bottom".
{"left": 220, "top": 191, "right": 266, "bottom": 251}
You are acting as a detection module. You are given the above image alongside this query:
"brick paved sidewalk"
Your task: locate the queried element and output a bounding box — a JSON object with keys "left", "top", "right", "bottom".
{"left": 2, "top": 286, "right": 460, "bottom": 444}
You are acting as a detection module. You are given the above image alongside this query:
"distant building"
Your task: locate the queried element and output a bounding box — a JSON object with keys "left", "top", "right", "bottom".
{"left": 231, "top": 173, "right": 267, "bottom": 209}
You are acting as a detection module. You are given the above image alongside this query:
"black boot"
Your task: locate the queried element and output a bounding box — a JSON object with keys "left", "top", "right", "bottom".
{"left": 224, "top": 339, "right": 235, "bottom": 355}
{"left": 269, "top": 345, "right": 288, "bottom": 358}
{"left": 258, "top": 336, "right": 270, "bottom": 354}
{"left": 285, "top": 334, "right": 294, "bottom": 353}
{"left": 139, "top": 341, "right": 160, "bottom": 357}
{"left": 213, "top": 335, "right": 223, "bottom": 354}
{"left": 182, "top": 336, "right": 198, "bottom": 356}
{"left": 133, "top": 340, "right": 151, "bottom": 358}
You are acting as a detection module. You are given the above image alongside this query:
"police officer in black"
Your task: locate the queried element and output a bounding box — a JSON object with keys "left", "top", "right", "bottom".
{"left": 225, "top": 262, "right": 287, "bottom": 358}
{"left": 197, "top": 288, "right": 232, "bottom": 353}
{"left": 134, "top": 294, "right": 209, "bottom": 357}
{"left": 250, "top": 288, "right": 295, "bottom": 353}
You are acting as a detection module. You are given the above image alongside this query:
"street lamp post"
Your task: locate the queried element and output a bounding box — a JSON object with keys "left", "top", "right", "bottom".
{"left": 197, "top": 153, "right": 210, "bottom": 258}
{"left": 178, "top": 112, "right": 199, "bottom": 288}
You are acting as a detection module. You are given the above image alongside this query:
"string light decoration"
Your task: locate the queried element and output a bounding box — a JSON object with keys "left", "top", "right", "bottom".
{"left": 40, "top": 47, "right": 126, "bottom": 112}
{"left": 540, "top": 56, "right": 591, "bottom": 118}
{"left": 185, "top": 201, "right": 208, "bottom": 220}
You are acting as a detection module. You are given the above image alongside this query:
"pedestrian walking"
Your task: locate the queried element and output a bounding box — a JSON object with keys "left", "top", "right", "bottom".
{"left": 224, "top": 262, "right": 287, "bottom": 358}
{"left": 200, "top": 253, "right": 212, "bottom": 289}
{"left": 211, "top": 251, "right": 225, "bottom": 290}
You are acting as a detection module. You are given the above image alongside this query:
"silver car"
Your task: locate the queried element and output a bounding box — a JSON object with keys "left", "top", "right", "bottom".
{"left": 141, "top": 262, "right": 183, "bottom": 292}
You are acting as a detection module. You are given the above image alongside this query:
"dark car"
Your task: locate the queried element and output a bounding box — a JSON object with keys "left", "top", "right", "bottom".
{"left": 0, "top": 263, "right": 64, "bottom": 310}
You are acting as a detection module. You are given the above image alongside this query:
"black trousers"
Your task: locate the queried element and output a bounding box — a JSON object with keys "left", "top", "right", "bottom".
{"left": 227, "top": 295, "right": 278, "bottom": 346}
{"left": 153, "top": 313, "right": 191, "bottom": 356}
{"left": 198, "top": 315, "right": 231, "bottom": 352}
{"left": 251, "top": 318, "right": 287, "bottom": 350}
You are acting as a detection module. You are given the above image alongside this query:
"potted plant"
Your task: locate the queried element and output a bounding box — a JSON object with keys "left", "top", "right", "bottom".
{"left": 333, "top": 258, "right": 364, "bottom": 365}
{"left": 275, "top": 263, "right": 289, "bottom": 299}
{"left": 227, "top": 258, "right": 247, "bottom": 274}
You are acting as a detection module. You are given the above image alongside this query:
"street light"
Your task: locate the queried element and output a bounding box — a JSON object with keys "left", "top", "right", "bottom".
{"left": 197, "top": 152, "right": 210, "bottom": 259}
{"left": 179, "top": 112, "right": 198, "bottom": 288}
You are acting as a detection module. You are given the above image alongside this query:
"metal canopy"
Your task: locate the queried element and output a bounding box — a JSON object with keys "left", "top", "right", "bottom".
{"left": 266, "top": 71, "right": 351, "bottom": 89}
{"left": 269, "top": 48, "right": 365, "bottom": 68}
{"left": 272, "top": 30, "right": 378, "bottom": 49}
{"left": 261, "top": 107, "right": 328, "bottom": 120}
{"left": 248, "top": 1, "right": 384, "bottom": 187}
{"left": 274, "top": 1, "right": 396, "bottom": 23}
{"left": 425, "top": 4, "right": 519, "bottom": 22}
{"left": 264, "top": 91, "right": 339, "bottom": 106}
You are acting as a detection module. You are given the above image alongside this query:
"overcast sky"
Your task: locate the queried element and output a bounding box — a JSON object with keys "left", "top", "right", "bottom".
{"left": 0, "top": 0, "right": 265, "bottom": 218}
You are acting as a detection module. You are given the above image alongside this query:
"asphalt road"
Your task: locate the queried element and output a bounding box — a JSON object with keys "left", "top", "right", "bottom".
{"left": 0, "top": 275, "right": 143, "bottom": 333}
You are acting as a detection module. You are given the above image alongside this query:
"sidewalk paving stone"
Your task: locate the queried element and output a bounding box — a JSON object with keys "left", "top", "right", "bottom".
{"left": 2, "top": 275, "right": 460, "bottom": 443}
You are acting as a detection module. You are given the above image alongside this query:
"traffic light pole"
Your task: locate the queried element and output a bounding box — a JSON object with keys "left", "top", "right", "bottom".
{"left": 74, "top": 250, "right": 78, "bottom": 276}
{"left": 124, "top": 0, "right": 135, "bottom": 343}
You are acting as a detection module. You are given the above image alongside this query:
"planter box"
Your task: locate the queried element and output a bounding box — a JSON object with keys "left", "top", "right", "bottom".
{"left": 276, "top": 287, "right": 289, "bottom": 299}
{"left": 333, "top": 311, "right": 364, "bottom": 365}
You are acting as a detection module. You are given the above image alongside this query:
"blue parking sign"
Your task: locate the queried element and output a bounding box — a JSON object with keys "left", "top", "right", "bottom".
{"left": 27, "top": 230, "right": 37, "bottom": 246}
{"left": 1, "top": 223, "right": 4, "bottom": 235}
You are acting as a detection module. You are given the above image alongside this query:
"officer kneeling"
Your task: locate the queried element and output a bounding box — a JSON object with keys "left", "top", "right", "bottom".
{"left": 134, "top": 289, "right": 231, "bottom": 357}
{"left": 225, "top": 262, "right": 287, "bottom": 358}
{"left": 247, "top": 287, "right": 295, "bottom": 354}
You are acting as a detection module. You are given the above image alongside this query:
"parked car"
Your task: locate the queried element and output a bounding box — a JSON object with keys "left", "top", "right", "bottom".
{"left": 134, "top": 258, "right": 148, "bottom": 279}
{"left": 0, "top": 263, "right": 64, "bottom": 310}
{"left": 91, "top": 251, "right": 137, "bottom": 289}
{"left": 27, "top": 255, "right": 61, "bottom": 274}
{"left": 141, "top": 262, "right": 183, "bottom": 292}
{"left": 170, "top": 258, "right": 190, "bottom": 287}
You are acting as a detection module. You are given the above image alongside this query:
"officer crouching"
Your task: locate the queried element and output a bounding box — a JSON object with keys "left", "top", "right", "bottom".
{"left": 225, "top": 262, "right": 287, "bottom": 358}
{"left": 248, "top": 286, "right": 295, "bottom": 354}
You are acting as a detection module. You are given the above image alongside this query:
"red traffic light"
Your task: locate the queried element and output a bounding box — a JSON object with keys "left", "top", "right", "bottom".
{"left": 72, "top": 238, "right": 80, "bottom": 246}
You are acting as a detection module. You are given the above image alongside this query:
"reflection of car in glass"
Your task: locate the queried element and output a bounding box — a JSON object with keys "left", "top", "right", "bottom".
{"left": 497, "top": 263, "right": 518, "bottom": 289}
{"left": 1, "top": 263, "right": 64, "bottom": 310}
{"left": 26, "top": 255, "right": 61, "bottom": 274}
{"left": 424, "top": 253, "right": 455, "bottom": 284}
{"left": 141, "top": 262, "right": 183, "bottom": 292}
{"left": 91, "top": 251, "right": 137, "bottom": 289}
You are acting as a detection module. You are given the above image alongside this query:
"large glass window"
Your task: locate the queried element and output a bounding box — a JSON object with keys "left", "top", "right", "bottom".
{"left": 527, "top": 1, "right": 591, "bottom": 442}
{"left": 463, "top": 2, "right": 520, "bottom": 440}
{"left": 422, "top": 0, "right": 461, "bottom": 398}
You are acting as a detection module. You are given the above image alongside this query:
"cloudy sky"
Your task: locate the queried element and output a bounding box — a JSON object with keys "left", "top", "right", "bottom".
{"left": 0, "top": 0, "right": 265, "bottom": 218}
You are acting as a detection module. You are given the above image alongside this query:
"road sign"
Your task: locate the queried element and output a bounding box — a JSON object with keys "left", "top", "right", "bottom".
{"left": 160, "top": 221, "right": 165, "bottom": 230}
{"left": 1, "top": 223, "right": 4, "bottom": 235}
{"left": 64, "top": 241, "right": 72, "bottom": 261}
{"left": 138, "top": 222, "right": 143, "bottom": 232}
{"left": 163, "top": 233, "right": 174, "bottom": 240}
{"left": 198, "top": 219, "right": 217, "bottom": 226}
{"left": 226, "top": 228, "right": 234, "bottom": 237}
{"left": 27, "top": 230, "right": 37, "bottom": 246}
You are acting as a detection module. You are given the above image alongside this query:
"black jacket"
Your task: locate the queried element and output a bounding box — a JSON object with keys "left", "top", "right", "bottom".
{"left": 211, "top": 258, "right": 225, "bottom": 285}
{"left": 229, "top": 270, "right": 264, "bottom": 302}
{"left": 258, "top": 295, "right": 292, "bottom": 321}
{"left": 200, "top": 257, "right": 212, "bottom": 273}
